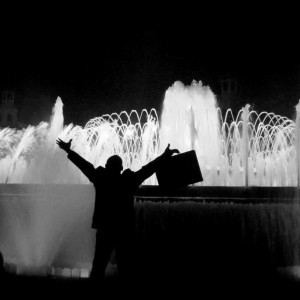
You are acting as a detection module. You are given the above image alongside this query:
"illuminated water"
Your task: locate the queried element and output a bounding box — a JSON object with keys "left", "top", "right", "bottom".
{"left": 0, "top": 80, "right": 300, "bottom": 275}
{"left": 0, "top": 80, "right": 298, "bottom": 186}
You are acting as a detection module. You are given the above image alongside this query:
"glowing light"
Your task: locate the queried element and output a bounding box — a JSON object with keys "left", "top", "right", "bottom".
{"left": 0, "top": 81, "right": 299, "bottom": 276}
{"left": 0, "top": 82, "right": 297, "bottom": 186}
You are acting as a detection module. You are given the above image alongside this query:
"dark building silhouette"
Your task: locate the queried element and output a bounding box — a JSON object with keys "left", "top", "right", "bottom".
{"left": 0, "top": 91, "right": 18, "bottom": 128}
{"left": 216, "top": 71, "right": 299, "bottom": 119}
{"left": 216, "top": 74, "right": 245, "bottom": 114}
{"left": 218, "top": 74, "right": 239, "bottom": 110}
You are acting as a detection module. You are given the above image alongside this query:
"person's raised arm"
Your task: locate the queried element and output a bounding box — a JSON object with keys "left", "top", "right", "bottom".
{"left": 56, "top": 138, "right": 96, "bottom": 182}
{"left": 133, "top": 144, "right": 179, "bottom": 186}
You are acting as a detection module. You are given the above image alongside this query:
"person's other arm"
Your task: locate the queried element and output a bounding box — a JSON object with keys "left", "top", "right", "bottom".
{"left": 134, "top": 144, "right": 179, "bottom": 186}
{"left": 56, "top": 138, "right": 96, "bottom": 182}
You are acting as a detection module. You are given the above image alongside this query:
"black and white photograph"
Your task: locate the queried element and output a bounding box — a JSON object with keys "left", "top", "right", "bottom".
{"left": 0, "top": 5, "right": 300, "bottom": 298}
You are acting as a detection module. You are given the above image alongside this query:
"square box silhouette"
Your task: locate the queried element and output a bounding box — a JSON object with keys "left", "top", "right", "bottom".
{"left": 156, "top": 150, "right": 203, "bottom": 188}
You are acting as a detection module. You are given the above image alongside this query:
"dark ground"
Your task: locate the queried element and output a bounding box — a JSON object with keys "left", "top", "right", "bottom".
{"left": 2, "top": 267, "right": 300, "bottom": 299}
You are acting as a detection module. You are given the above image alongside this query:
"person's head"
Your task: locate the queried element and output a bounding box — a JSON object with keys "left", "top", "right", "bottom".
{"left": 105, "top": 155, "right": 123, "bottom": 174}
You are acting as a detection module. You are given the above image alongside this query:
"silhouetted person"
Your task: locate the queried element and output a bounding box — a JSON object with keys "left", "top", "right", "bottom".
{"left": 56, "top": 138, "right": 179, "bottom": 283}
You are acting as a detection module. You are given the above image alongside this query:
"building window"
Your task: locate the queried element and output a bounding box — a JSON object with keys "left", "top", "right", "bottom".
{"left": 1, "top": 91, "right": 14, "bottom": 104}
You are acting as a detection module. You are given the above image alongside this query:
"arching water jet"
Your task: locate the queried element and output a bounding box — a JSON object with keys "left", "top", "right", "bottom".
{"left": 0, "top": 81, "right": 299, "bottom": 276}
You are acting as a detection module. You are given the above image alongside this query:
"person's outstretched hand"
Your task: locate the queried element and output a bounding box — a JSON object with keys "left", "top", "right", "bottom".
{"left": 162, "top": 144, "right": 180, "bottom": 158}
{"left": 56, "top": 138, "right": 72, "bottom": 153}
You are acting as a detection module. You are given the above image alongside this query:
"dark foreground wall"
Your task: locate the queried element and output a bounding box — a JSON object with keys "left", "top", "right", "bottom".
{"left": 135, "top": 186, "right": 300, "bottom": 282}
{"left": 0, "top": 184, "right": 300, "bottom": 281}
{"left": 134, "top": 199, "right": 300, "bottom": 283}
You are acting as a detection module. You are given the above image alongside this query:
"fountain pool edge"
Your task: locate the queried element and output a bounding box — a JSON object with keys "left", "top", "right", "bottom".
{"left": 1, "top": 184, "right": 300, "bottom": 203}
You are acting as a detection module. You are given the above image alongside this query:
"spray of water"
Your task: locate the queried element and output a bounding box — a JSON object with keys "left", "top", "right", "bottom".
{"left": 0, "top": 81, "right": 299, "bottom": 274}
{"left": 0, "top": 81, "right": 297, "bottom": 186}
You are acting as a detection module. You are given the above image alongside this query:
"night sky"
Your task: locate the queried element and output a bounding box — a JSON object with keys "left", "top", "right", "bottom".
{"left": 1, "top": 7, "right": 299, "bottom": 124}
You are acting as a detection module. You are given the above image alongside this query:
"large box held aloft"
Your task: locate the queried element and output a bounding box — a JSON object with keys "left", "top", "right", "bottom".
{"left": 156, "top": 150, "right": 203, "bottom": 188}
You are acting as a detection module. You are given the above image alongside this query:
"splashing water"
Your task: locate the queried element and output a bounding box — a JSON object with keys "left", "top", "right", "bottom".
{"left": 0, "top": 80, "right": 297, "bottom": 187}
{"left": 0, "top": 97, "right": 160, "bottom": 185}
{"left": 0, "top": 81, "right": 299, "bottom": 275}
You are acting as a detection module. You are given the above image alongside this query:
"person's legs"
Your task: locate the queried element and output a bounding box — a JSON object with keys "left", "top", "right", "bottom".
{"left": 90, "top": 230, "right": 114, "bottom": 281}
{"left": 115, "top": 230, "right": 135, "bottom": 284}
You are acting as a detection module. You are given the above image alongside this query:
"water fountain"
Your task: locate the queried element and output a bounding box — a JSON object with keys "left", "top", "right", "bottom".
{"left": 0, "top": 80, "right": 300, "bottom": 278}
